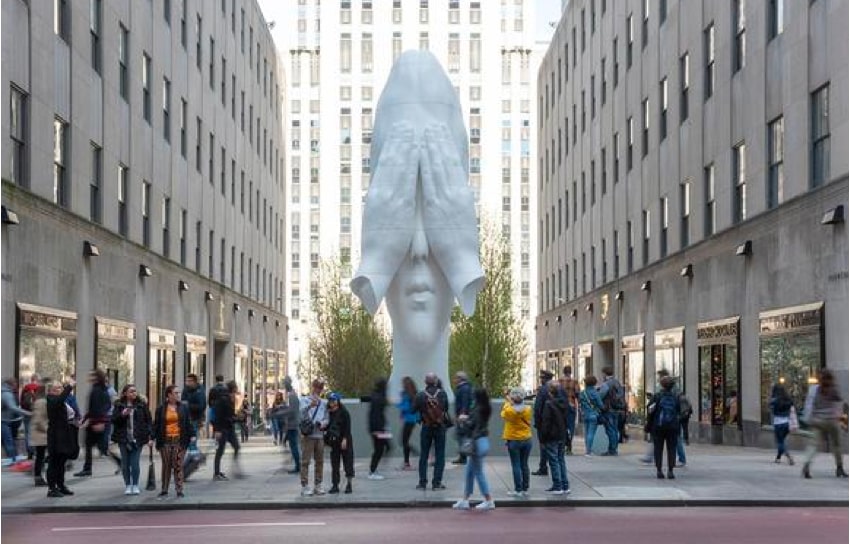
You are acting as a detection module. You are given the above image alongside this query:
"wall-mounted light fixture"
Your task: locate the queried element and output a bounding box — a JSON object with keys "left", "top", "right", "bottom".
{"left": 139, "top": 265, "right": 152, "bottom": 278}
{"left": 680, "top": 264, "right": 693, "bottom": 278}
{"left": 614, "top": 290, "right": 624, "bottom": 301}
{"left": 641, "top": 280, "right": 652, "bottom": 292}
{"left": 735, "top": 240, "right": 752, "bottom": 256}
{"left": 178, "top": 280, "right": 189, "bottom": 292}
{"left": 248, "top": 309, "right": 256, "bottom": 318}
{"left": 83, "top": 241, "right": 100, "bottom": 257}
{"left": 556, "top": 314, "right": 562, "bottom": 323}
{"left": 275, "top": 319, "right": 280, "bottom": 328}
{"left": 570, "top": 309, "right": 577, "bottom": 318}
{"left": 822, "top": 205, "right": 845, "bottom": 225}
{"left": 544, "top": 319, "right": 549, "bottom": 327}
{"left": 585, "top": 302, "right": 594, "bottom": 312}
{"left": 263, "top": 315, "right": 269, "bottom": 324}
{"left": 1, "top": 206, "right": 20, "bottom": 225}
{"left": 233, "top": 303, "right": 241, "bottom": 312}
{"left": 204, "top": 291, "right": 214, "bottom": 301}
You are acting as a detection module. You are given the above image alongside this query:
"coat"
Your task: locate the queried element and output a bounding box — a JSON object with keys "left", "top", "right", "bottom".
{"left": 46, "top": 384, "right": 79, "bottom": 458}
{"left": 539, "top": 396, "right": 567, "bottom": 444}
{"left": 30, "top": 398, "right": 48, "bottom": 447}
{"left": 152, "top": 402, "right": 195, "bottom": 450}
{"left": 111, "top": 401, "right": 153, "bottom": 446}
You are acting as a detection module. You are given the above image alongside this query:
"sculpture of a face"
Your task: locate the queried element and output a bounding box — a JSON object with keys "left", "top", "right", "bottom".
{"left": 385, "top": 182, "right": 454, "bottom": 349}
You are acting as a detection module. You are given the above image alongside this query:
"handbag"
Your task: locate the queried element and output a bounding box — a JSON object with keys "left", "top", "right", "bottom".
{"left": 789, "top": 405, "right": 800, "bottom": 432}
{"left": 299, "top": 404, "right": 320, "bottom": 436}
{"left": 459, "top": 436, "right": 476, "bottom": 456}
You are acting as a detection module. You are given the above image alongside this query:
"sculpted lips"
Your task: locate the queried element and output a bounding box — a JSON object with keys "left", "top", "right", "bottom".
{"left": 406, "top": 281, "right": 433, "bottom": 307}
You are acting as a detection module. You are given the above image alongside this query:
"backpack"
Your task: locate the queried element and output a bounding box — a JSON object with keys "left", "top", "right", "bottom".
{"left": 603, "top": 379, "right": 626, "bottom": 412}
{"left": 20, "top": 389, "right": 35, "bottom": 412}
{"left": 422, "top": 390, "right": 445, "bottom": 427}
{"left": 654, "top": 391, "right": 680, "bottom": 431}
{"left": 678, "top": 394, "right": 693, "bottom": 420}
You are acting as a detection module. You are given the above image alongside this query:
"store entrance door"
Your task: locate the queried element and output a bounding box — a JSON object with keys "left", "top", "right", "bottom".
{"left": 148, "top": 328, "right": 176, "bottom": 413}
{"left": 697, "top": 318, "right": 741, "bottom": 445}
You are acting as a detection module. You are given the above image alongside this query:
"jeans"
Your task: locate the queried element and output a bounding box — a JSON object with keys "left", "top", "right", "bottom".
{"left": 602, "top": 412, "right": 620, "bottom": 454}
{"left": 463, "top": 437, "right": 491, "bottom": 498}
{"left": 270, "top": 419, "right": 283, "bottom": 443}
{"left": 214, "top": 428, "right": 240, "bottom": 475}
{"left": 418, "top": 425, "right": 446, "bottom": 486}
{"left": 774, "top": 423, "right": 790, "bottom": 458}
{"left": 507, "top": 439, "right": 532, "bottom": 492}
{"left": 401, "top": 422, "right": 416, "bottom": 464}
{"left": 543, "top": 440, "right": 568, "bottom": 491}
{"left": 535, "top": 429, "right": 548, "bottom": 472}
{"left": 370, "top": 435, "right": 389, "bottom": 473}
{"left": 1, "top": 422, "right": 16, "bottom": 460}
{"left": 119, "top": 442, "right": 143, "bottom": 486}
{"left": 565, "top": 407, "right": 577, "bottom": 452}
{"left": 676, "top": 431, "right": 687, "bottom": 464}
{"left": 653, "top": 427, "right": 678, "bottom": 472}
{"left": 286, "top": 428, "right": 301, "bottom": 469}
{"left": 583, "top": 415, "right": 599, "bottom": 454}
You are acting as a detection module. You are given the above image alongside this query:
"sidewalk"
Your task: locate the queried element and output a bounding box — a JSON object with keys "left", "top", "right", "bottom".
{"left": 2, "top": 437, "right": 847, "bottom": 513}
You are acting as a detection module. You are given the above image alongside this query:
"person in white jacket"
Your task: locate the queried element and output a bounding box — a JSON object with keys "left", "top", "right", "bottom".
{"left": 801, "top": 369, "right": 847, "bottom": 479}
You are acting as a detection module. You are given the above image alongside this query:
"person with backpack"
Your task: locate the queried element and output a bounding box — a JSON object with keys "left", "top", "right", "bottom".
{"left": 675, "top": 391, "right": 691, "bottom": 467}
{"left": 282, "top": 377, "right": 301, "bottom": 474}
{"left": 559, "top": 366, "right": 580, "bottom": 455}
{"left": 207, "top": 375, "right": 227, "bottom": 435}
{"left": 646, "top": 375, "right": 681, "bottom": 479}
{"left": 450, "top": 371, "right": 473, "bottom": 465}
{"left": 298, "top": 379, "right": 329, "bottom": 496}
{"left": 579, "top": 376, "right": 604, "bottom": 456}
{"left": 532, "top": 370, "right": 554, "bottom": 476}
{"left": 181, "top": 374, "right": 206, "bottom": 438}
{"left": 212, "top": 381, "right": 242, "bottom": 481}
{"left": 540, "top": 381, "right": 570, "bottom": 495}
{"left": 413, "top": 372, "right": 450, "bottom": 491}
{"left": 598, "top": 366, "right": 624, "bottom": 456}
{"left": 326, "top": 392, "right": 355, "bottom": 494}
{"left": 769, "top": 383, "right": 795, "bottom": 465}
{"left": 2, "top": 377, "right": 29, "bottom": 466}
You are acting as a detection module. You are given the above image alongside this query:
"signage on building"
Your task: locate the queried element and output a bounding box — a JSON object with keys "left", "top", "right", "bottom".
{"left": 185, "top": 334, "right": 207, "bottom": 353}
{"left": 600, "top": 293, "right": 610, "bottom": 322}
{"left": 654, "top": 327, "right": 683, "bottom": 348}
{"left": 621, "top": 334, "right": 644, "bottom": 352}
{"left": 18, "top": 304, "right": 77, "bottom": 335}
{"left": 697, "top": 318, "right": 739, "bottom": 345}
{"left": 148, "top": 327, "right": 176, "bottom": 348}
{"left": 759, "top": 303, "right": 823, "bottom": 337}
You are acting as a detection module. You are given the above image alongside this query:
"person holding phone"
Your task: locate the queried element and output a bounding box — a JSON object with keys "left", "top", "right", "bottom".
{"left": 112, "top": 384, "right": 153, "bottom": 495}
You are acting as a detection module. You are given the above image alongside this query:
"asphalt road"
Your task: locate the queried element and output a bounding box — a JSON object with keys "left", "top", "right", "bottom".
{"left": 2, "top": 507, "right": 847, "bottom": 543}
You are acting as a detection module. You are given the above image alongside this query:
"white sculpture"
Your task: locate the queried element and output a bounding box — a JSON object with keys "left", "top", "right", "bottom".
{"left": 351, "top": 50, "right": 484, "bottom": 402}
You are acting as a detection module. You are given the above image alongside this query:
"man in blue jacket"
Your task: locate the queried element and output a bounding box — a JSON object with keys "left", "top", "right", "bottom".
{"left": 450, "top": 371, "right": 472, "bottom": 464}
{"left": 181, "top": 373, "right": 207, "bottom": 437}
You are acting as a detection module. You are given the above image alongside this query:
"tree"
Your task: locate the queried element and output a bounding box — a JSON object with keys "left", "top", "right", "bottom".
{"left": 308, "top": 258, "right": 392, "bottom": 398}
{"left": 449, "top": 218, "right": 527, "bottom": 394}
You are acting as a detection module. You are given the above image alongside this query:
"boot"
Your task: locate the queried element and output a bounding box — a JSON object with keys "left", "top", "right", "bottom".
{"left": 802, "top": 464, "right": 812, "bottom": 479}
{"left": 328, "top": 484, "right": 340, "bottom": 494}
{"left": 786, "top": 453, "right": 795, "bottom": 466}
{"left": 34, "top": 476, "right": 48, "bottom": 487}
{"left": 656, "top": 470, "right": 665, "bottom": 479}
{"left": 836, "top": 466, "right": 848, "bottom": 478}
{"left": 344, "top": 478, "right": 352, "bottom": 494}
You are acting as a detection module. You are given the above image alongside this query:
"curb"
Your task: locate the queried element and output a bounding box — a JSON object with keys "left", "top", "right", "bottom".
{"left": 4, "top": 498, "right": 847, "bottom": 514}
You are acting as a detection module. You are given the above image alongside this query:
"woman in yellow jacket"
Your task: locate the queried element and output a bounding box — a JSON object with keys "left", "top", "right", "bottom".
{"left": 501, "top": 387, "right": 533, "bottom": 497}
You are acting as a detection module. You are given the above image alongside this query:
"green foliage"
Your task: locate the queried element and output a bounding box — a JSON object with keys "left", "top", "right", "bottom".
{"left": 308, "top": 258, "right": 391, "bottom": 398}
{"left": 449, "top": 218, "right": 527, "bottom": 394}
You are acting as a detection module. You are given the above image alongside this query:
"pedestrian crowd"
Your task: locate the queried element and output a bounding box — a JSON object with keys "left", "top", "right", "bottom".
{"left": 2, "top": 366, "right": 846, "bottom": 507}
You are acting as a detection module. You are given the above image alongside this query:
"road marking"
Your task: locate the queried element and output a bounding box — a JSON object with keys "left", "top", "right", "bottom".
{"left": 52, "top": 522, "right": 327, "bottom": 532}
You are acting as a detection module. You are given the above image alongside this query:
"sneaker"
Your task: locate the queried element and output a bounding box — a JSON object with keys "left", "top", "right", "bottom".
{"left": 531, "top": 469, "right": 548, "bottom": 476}
{"left": 450, "top": 457, "right": 465, "bottom": 465}
{"left": 213, "top": 473, "right": 229, "bottom": 481}
{"left": 367, "top": 472, "right": 385, "bottom": 481}
{"left": 344, "top": 480, "right": 353, "bottom": 494}
{"left": 400, "top": 463, "right": 414, "bottom": 471}
{"left": 313, "top": 485, "right": 325, "bottom": 495}
{"left": 73, "top": 469, "right": 92, "bottom": 477}
{"left": 125, "top": 485, "right": 133, "bottom": 495}
{"left": 286, "top": 468, "right": 300, "bottom": 474}
{"left": 452, "top": 499, "right": 470, "bottom": 510}
{"left": 676, "top": 461, "right": 687, "bottom": 468}
{"left": 301, "top": 486, "right": 314, "bottom": 497}
{"left": 506, "top": 490, "right": 521, "bottom": 497}
{"left": 585, "top": 453, "right": 593, "bottom": 457}
{"left": 47, "top": 489, "right": 64, "bottom": 498}
{"left": 58, "top": 487, "right": 74, "bottom": 496}
{"left": 157, "top": 491, "right": 168, "bottom": 500}
{"left": 520, "top": 491, "right": 530, "bottom": 498}
{"left": 131, "top": 485, "right": 140, "bottom": 495}
{"left": 475, "top": 500, "right": 496, "bottom": 511}
{"left": 432, "top": 483, "right": 446, "bottom": 490}
{"left": 563, "top": 488, "right": 572, "bottom": 495}
{"left": 328, "top": 484, "right": 340, "bottom": 494}
{"left": 416, "top": 483, "right": 427, "bottom": 490}
{"left": 176, "top": 491, "right": 185, "bottom": 498}
{"left": 548, "top": 489, "right": 565, "bottom": 495}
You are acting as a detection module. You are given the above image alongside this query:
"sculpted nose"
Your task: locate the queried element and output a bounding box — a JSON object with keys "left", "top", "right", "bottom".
{"left": 410, "top": 224, "right": 429, "bottom": 262}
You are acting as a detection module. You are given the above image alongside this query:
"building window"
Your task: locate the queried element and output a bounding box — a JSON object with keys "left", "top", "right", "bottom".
{"left": 641, "top": 0, "right": 648, "bottom": 48}
{"left": 142, "top": 181, "right": 151, "bottom": 247}
{"left": 181, "top": 0, "right": 187, "bottom": 47}
{"left": 53, "top": 118, "right": 68, "bottom": 208}
{"left": 627, "top": 117, "right": 634, "bottom": 170}
{"left": 195, "top": 117, "right": 202, "bottom": 172}
{"left": 601, "top": 147, "right": 607, "bottom": 195}
{"left": 767, "top": 117, "right": 784, "bottom": 209}
{"left": 704, "top": 164, "right": 715, "bottom": 237}
{"left": 641, "top": 98, "right": 649, "bottom": 157}
{"left": 613, "top": 133, "right": 620, "bottom": 183}
{"left": 680, "top": 53, "right": 689, "bottom": 123}
{"left": 704, "top": 23, "right": 715, "bottom": 100}
{"left": 659, "top": 0, "right": 667, "bottom": 24}
{"left": 627, "top": 221, "right": 634, "bottom": 273}
{"left": 179, "top": 209, "right": 186, "bottom": 265}
{"left": 180, "top": 98, "right": 187, "bottom": 157}
{"left": 118, "top": 165, "right": 128, "bottom": 236}
{"left": 54, "top": 0, "right": 69, "bottom": 41}
{"left": 419, "top": 31, "right": 429, "bottom": 51}
{"left": 613, "top": 38, "right": 619, "bottom": 87}
{"left": 119, "top": 25, "right": 129, "bottom": 100}
{"left": 195, "top": 221, "right": 202, "bottom": 272}
{"left": 208, "top": 230, "right": 214, "bottom": 278}
{"left": 469, "top": 33, "right": 481, "bottom": 73}
{"left": 362, "top": 33, "right": 373, "bottom": 73}
{"left": 660, "top": 197, "right": 668, "bottom": 258}
{"left": 601, "top": 57, "right": 607, "bottom": 105}
{"left": 680, "top": 180, "right": 690, "bottom": 249}
{"left": 768, "top": 0, "right": 784, "bottom": 40}
{"left": 811, "top": 84, "right": 830, "bottom": 187}
{"left": 733, "top": 0, "right": 746, "bottom": 73}
{"left": 208, "top": 133, "right": 215, "bottom": 185}
{"left": 419, "top": 0, "right": 428, "bottom": 23}
{"left": 90, "top": 0, "right": 102, "bottom": 73}
{"left": 733, "top": 142, "right": 747, "bottom": 224}
{"left": 642, "top": 209, "right": 651, "bottom": 266}
{"left": 613, "top": 230, "right": 620, "bottom": 278}
{"left": 196, "top": 15, "right": 203, "bottom": 69}
{"left": 90, "top": 143, "right": 102, "bottom": 223}
{"left": 209, "top": 38, "right": 215, "bottom": 89}
{"left": 340, "top": 34, "right": 351, "bottom": 73}
{"left": 142, "top": 53, "right": 152, "bottom": 123}
{"left": 162, "top": 78, "right": 171, "bottom": 142}
{"left": 162, "top": 197, "right": 171, "bottom": 258}
{"left": 9, "top": 86, "right": 27, "bottom": 187}
{"left": 659, "top": 78, "right": 668, "bottom": 141}
{"left": 626, "top": 15, "right": 634, "bottom": 68}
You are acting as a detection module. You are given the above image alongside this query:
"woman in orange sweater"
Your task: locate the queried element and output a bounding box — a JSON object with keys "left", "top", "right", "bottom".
{"left": 501, "top": 387, "right": 533, "bottom": 497}
{"left": 153, "top": 385, "right": 195, "bottom": 499}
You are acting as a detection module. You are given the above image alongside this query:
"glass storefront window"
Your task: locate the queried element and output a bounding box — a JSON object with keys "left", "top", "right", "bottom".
{"left": 758, "top": 304, "right": 823, "bottom": 425}
{"left": 234, "top": 343, "right": 249, "bottom": 408}
{"left": 96, "top": 319, "right": 135, "bottom": 392}
{"left": 252, "top": 347, "right": 264, "bottom": 411}
{"left": 697, "top": 318, "right": 740, "bottom": 427}
{"left": 18, "top": 306, "right": 77, "bottom": 385}
{"left": 185, "top": 334, "right": 207, "bottom": 386}
{"left": 577, "top": 343, "right": 593, "bottom": 381}
{"left": 148, "top": 328, "right": 176, "bottom": 412}
{"left": 655, "top": 327, "right": 684, "bottom": 393}
{"left": 621, "top": 334, "right": 644, "bottom": 425}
